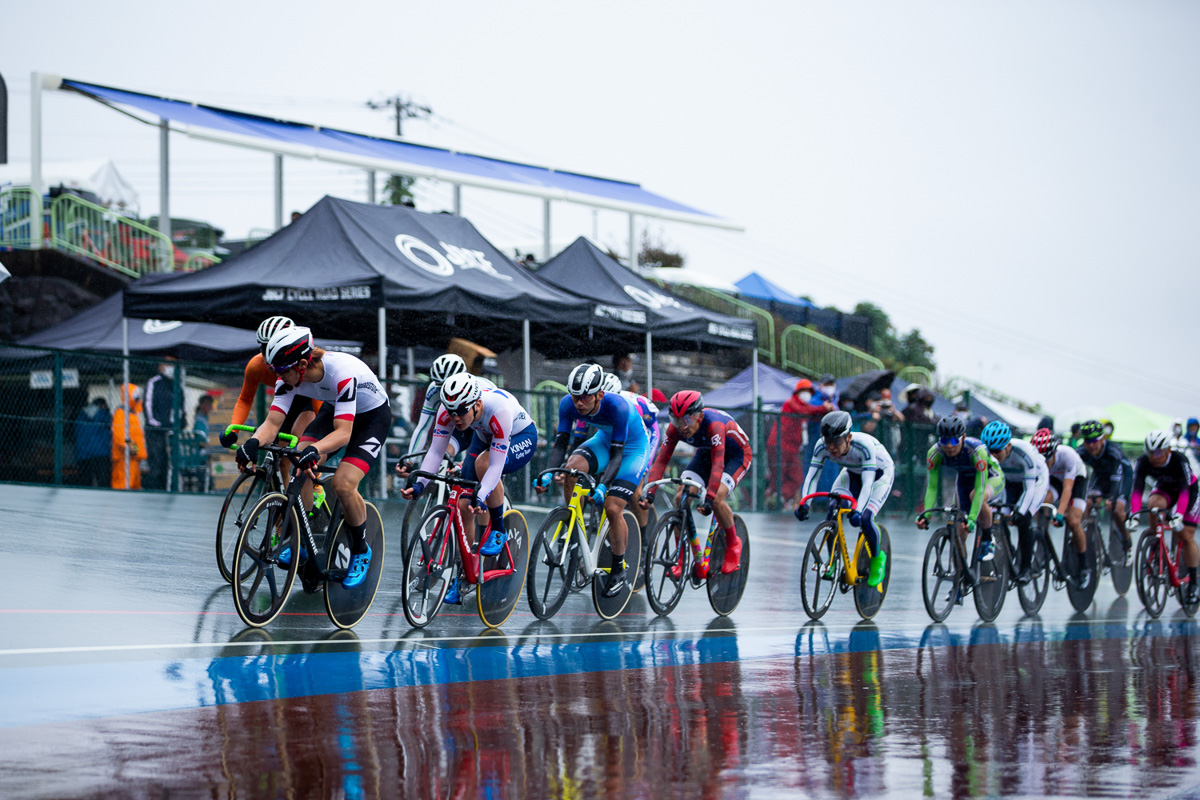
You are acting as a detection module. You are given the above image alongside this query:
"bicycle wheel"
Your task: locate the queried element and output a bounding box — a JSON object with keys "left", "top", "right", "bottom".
{"left": 853, "top": 525, "right": 891, "bottom": 620}
{"left": 708, "top": 515, "right": 751, "bottom": 616}
{"left": 645, "top": 510, "right": 688, "bottom": 616}
{"left": 1062, "top": 526, "right": 1099, "bottom": 613}
{"left": 801, "top": 521, "right": 840, "bottom": 621}
{"left": 324, "top": 502, "right": 385, "bottom": 629}
{"left": 1178, "top": 540, "right": 1200, "bottom": 617}
{"left": 922, "top": 526, "right": 961, "bottom": 623}
{"left": 1107, "top": 520, "right": 1133, "bottom": 596}
{"left": 1017, "top": 528, "right": 1050, "bottom": 616}
{"left": 216, "top": 470, "right": 268, "bottom": 583}
{"left": 402, "top": 507, "right": 456, "bottom": 628}
{"left": 632, "top": 504, "right": 658, "bottom": 594}
{"left": 1136, "top": 530, "right": 1169, "bottom": 619}
{"left": 400, "top": 480, "right": 440, "bottom": 560}
{"left": 972, "top": 531, "right": 1008, "bottom": 622}
{"left": 526, "top": 506, "right": 580, "bottom": 620}
{"left": 477, "top": 509, "right": 532, "bottom": 629}
{"left": 592, "top": 509, "right": 640, "bottom": 619}
{"left": 230, "top": 492, "right": 300, "bottom": 627}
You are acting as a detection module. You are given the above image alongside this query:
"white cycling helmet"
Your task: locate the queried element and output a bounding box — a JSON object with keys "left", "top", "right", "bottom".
{"left": 601, "top": 372, "right": 622, "bottom": 394}
{"left": 1145, "top": 429, "right": 1172, "bottom": 455}
{"left": 567, "top": 364, "right": 605, "bottom": 396}
{"left": 265, "top": 325, "right": 313, "bottom": 369}
{"left": 430, "top": 353, "right": 467, "bottom": 385}
{"left": 440, "top": 372, "right": 481, "bottom": 414}
{"left": 256, "top": 316, "right": 294, "bottom": 348}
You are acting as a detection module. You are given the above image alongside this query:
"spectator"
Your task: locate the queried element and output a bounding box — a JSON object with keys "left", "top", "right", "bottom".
{"left": 1067, "top": 422, "right": 1083, "bottom": 449}
{"left": 1036, "top": 414, "right": 1055, "bottom": 433}
{"left": 192, "top": 395, "right": 214, "bottom": 440}
{"left": 813, "top": 374, "right": 839, "bottom": 408}
{"left": 112, "top": 383, "right": 147, "bottom": 490}
{"left": 144, "top": 359, "right": 177, "bottom": 490}
{"left": 1101, "top": 419, "right": 1115, "bottom": 439}
{"left": 612, "top": 354, "right": 639, "bottom": 394}
{"left": 290, "top": 210, "right": 302, "bottom": 223}
{"left": 74, "top": 397, "right": 112, "bottom": 487}
{"left": 903, "top": 386, "right": 935, "bottom": 424}
{"left": 1187, "top": 418, "right": 1200, "bottom": 455}
{"left": 521, "top": 253, "right": 538, "bottom": 268}
{"left": 765, "top": 378, "right": 832, "bottom": 510}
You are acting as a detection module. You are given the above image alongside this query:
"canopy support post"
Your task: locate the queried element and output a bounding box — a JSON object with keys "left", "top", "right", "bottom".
{"left": 628, "top": 213, "right": 637, "bottom": 268}
{"left": 453, "top": 184, "right": 462, "bottom": 216}
{"left": 378, "top": 305, "right": 387, "bottom": 500}
{"left": 367, "top": 170, "right": 376, "bottom": 203}
{"left": 273, "top": 154, "right": 283, "bottom": 231}
{"left": 30, "top": 72, "right": 43, "bottom": 249}
{"left": 122, "top": 318, "right": 131, "bottom": 490}
{"left": 158, "top": 120, "right": 171, "bottom": 246}
{"left": 523, "top": 318, "right": 532, "bottom": 504}
{"left": 751, "top": 347, "right": 759, "bottom": 512}
{"left": 406, "top": 347, "right": 415, "bottom": 379}
{"left": 645, "top": 332, "right": 653, "bottom": 400}
{"left": 542, "top": 199, "right": 552, "bottom": 261}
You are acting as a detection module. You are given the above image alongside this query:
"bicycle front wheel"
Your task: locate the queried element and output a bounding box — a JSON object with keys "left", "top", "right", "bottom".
{"left": 527, "top": 507, "right": 580, "bottom": 620}
{"left": 922, "top": 526, "right": 961, "bottom": 623}
{"left": 1017, "top": 528, "right": 1050, "bottom": 616}
{"left": 1107, "top": 519, "right": 1133, "bottom": 596}
{"left": 973, "top": 532, "right": 1008, "bottom": 623}
{"left": 1136, "top": 530, "right": 1169, "bottom": 618}
{"left": 645, "top": 510, "right": 688, "bottom": 617}
{"left": 230, "top": 492, "right": 299, "bottom": 627}
{"left": 1062, "top": 526, "right": 1098, "bottom": 613}
{"left": 852, "top": 525, "right": 891, "bottom": 620}
{"left": 216, "top": 470, "right": 268, "bottom": 583}
{"left": 801, "top": 521, "right": 840, "bottom": 620}
{"left": 325, "top": 501, "right": 385, "bottom": 630}
{"left": 402, "top": 507, "right": 456, "bottom": 628}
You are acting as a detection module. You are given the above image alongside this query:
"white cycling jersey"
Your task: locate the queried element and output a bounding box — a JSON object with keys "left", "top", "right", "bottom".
{"left": 801, "top": 432, "right": 895, "bottom": 512}
{"left": 999, "top": 438, "right": 1050, "bottom": 516}
{"left": 417, "top": 386, "right": 533, "bottom": 499}
{"left": 270, "top": 351, "right": 388, "bottom": 419}
{"left": 1048, "top": 444, "right": 1087, "bottom": 482}
{"left": 410, "top": 376, "right": 498, "bottom": 450}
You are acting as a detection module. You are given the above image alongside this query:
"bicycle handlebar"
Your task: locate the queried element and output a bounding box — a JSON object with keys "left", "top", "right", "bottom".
{"left": 256, "top": 441, "right": 337, "bottom": 474}
{"left": 917, "top": 506, "right": 968, "bottom": 521}
{"left": 644, "top": 476, "right": 705, "bottom": 495}
{"left": 536, "top": 467, "right": 597, "bottom": 491}
{"left": 797, "top": 491, "right": 857, "bottom": 510}
{"left": 407, "top": 469, "right": 480, "bottom": 491}
{"left": 222, "top": 423, "right": 297, "bottom": 451}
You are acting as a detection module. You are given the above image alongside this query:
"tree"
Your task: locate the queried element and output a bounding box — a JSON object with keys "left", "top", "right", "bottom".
{"left": 852, "top": 301, "right": 936, "bottom": 372}
{"left": 381, "top": 174, "right": 415, "bottom": 207}
{"left": 638, "top": 232, "right": 685, "bottom": 270}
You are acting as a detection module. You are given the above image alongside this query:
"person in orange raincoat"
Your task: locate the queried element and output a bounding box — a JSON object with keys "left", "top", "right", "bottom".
{"left": 112, "top": 383, "right": 147, "bottom": 490}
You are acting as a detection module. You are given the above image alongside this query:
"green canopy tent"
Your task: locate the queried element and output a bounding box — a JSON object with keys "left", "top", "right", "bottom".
{"left": 1102, "top": 402, "right": 1174, "bottom": 445}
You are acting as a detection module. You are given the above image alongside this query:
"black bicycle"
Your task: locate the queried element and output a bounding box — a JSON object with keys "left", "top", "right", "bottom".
{"left": 230, "top": 441, "right": 385, "bottom": 629}
{"left": 1082, "top": 494, "right": 1133, "bottom": 596}
{"left": 216, "top": 425, "right": 294, "bottom": 583}
{"left": 920, "top": 506, "right": 1008, "bottom": 623}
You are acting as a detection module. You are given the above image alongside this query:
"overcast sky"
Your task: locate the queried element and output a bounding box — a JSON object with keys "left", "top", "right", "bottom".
{"left": 4, "top": 1, "right": 1198, "bottom": 422}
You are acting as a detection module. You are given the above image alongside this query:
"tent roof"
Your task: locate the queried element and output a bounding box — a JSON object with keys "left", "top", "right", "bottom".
{"left": 60, "top": 79, "right": 739, "bottom": 230}
{"left": 0, "top": 158, "right": 140, "bottom": 210}
{"left": 1102, "top": 402, "right": 1174, "bottom": 444}
{"left": 734, "top": 272, "right": 815, "bottom": 308}
{"left": 536, "top": 237, "right": 756, "bottom": 349}
{"left": 705, "top": 362, "right": 801, "bottom": 411}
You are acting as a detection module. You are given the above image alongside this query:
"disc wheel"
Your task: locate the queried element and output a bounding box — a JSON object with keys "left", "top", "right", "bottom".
{"left": 1136, "top": 530, "right": 1170, "bottom": 619}
{"left": 216, "top": 470, "right": 268, "bottom": 583}
{"left": 1063, "top": 525, "right": 1099, "bottom": 613}
{"left": 526, "top": 506, "right": 580, "bottom": 620}
{"left": 230, "top": 492, "right": 299, "bottom": 628}
{"left": 592, "top": 509, "right": 641, "bottom": 620}
{"left": 644, "top": 510, "right": 688, "bottom": 617}
{"left": 477, "top": 509, "right": 531, "bottom": 629}
{"left": 707, "top": 515, "right": 751, "bottom": 616}
{"left": 853, "top": 525, "right": 891, "bottom": 620}
{"left": 1017, "top": 529, "right": 1050, "bottom": 616}
{"left": 1107, "top": 520, "right": 1133, "bottom": 596}
{"left": 922, "top": 526, "right": 962, "bottom": 623}
{"left": 800, "top": 521, "right": 840, "bottom": 621}
{"left": 402, "top": 507, "right": 456, "bottom": 629}
{"left": 324, "top": 502, "right": 385, "bottom": 629}
{"left": 973, "top": 532, "right": 1008, "bottom": 623}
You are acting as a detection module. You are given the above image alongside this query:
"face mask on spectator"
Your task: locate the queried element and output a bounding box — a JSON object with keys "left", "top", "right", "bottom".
{"left": 821, "top": 383, "right": 836, "bottom": 395}
{"left": 799, "top": 391, "right": 813, "bottom": 402}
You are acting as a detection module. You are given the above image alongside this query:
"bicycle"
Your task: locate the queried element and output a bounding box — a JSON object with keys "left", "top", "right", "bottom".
{"left": 797, "top": 490, "right": 892, "bottom": 621}
{"left": 1134, "top": 507, "right": 1200, "bottom": 619}
{"left": 401, "top": 470, "right": 530, "bottom": 629}
{"left": 395, "top": 448, "right": 453, "bottom": 557}
{"left": 1082, "top": 494, "right": 1133, "bottom": 596}
{"left": 229, "top": 441, "right": 385, "bottom": 629}
{"left": 525, "top": 467, "right": 643, "bottom": 621}
{"left": 991, "top": 500, "right": 1097, "bottom": 614}
{"left": 641, "top": 476, "right": 751, "bottom": 617}
{"left": 919, "top": 506, "right": 1008, "bottom": 623}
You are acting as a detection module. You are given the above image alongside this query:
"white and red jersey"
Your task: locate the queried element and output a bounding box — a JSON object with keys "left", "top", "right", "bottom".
{"left": 417, "top": 387, "right": 533, "bottom": 499}
{"left": 270, "top": 351, "right": 388, "bottom": 421}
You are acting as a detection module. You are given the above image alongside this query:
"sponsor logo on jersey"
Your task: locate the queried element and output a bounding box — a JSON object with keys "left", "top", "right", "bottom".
{"left": 438, "top": 410, "right": 451, "bottom": 426}
{"left": 489, "top": 416, "right": 505, "bottom": 440}
{"left": 711, "top": 433, "right": 723, "bottom": 447}
{"left": 337, "top": 378, "right": 357, "bottom": 403}
{"left": 361, "top": 436, "right": 382, "bottom": 458}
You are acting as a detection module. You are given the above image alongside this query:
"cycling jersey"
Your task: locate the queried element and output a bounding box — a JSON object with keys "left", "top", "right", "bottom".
{"left": 996, "top": 439, "right": 1050, "bottom": 516}
{"left": 801, "top": 432, "right": 895, "bottom": 514}
{"left": 567, "top": 392, "right": 660, "bottom": 461}
{"left": 551, "top": 393, "right": 649, "bottom": 501}
{"left": 1131, "top": 451, "right": 1200, "bottom": 523}
{"left": 410, "top": 376, "right": 498, "bottom": 451}
{"left": 924, "top": 437, "right": 1003, "bottom": 524}
{"left": 648, "top": 409, "right": 753, "bottom": 501}
{"left": 1076, "top": 440, "right": 1132, "bottom": 502}
{"left": 416, "top": 387, "right": 535, "bottom": 500}
{"left": 1047, "top": 444, "right": 1087, "bottom": 482}
{"left": 234, "top": 354, "right": 320, "bottom": 426}
{"left": 270, "top": 351, "right": 388, "bottom": 419}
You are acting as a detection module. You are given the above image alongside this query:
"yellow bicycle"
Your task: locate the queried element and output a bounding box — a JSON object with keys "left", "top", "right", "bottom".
{"left": 799, "top": 490, "right": 892, "bottom": 620}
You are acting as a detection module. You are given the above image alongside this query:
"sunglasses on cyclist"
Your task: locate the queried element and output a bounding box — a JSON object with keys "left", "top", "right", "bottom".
{"left": 269, "top": 361, "right": 300, "bottom": 375}
{"left": 445, "top": 405, "right": 473, "bottom": 417}
{"left": 938, "top": 436, "right": 962, "bottom": 447}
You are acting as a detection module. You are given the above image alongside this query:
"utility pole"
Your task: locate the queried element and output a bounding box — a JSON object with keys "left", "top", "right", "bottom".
{"left": 365, "top": 94, "right": 432, "bottom": 207}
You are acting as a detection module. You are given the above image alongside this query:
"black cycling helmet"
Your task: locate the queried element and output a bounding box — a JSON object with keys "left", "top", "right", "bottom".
{"left": 820, "top": 410, "right": 853, "bottom": 443}
{"left": 1080, "top": 420, "right": 1105, "bottom": 442}
{"left": 937, "top": 414, "right": 966, "bottom": 441}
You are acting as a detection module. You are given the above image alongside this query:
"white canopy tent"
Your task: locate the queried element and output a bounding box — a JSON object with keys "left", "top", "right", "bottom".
{"left": 0, "top": 157, "right": 140, "bottom": 212}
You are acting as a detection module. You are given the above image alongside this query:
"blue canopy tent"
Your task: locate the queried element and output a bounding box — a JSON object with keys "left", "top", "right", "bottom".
{"left": 705, "top": 363, "right": 801, "bottom": 411}
{"left": 734, "top": 272, "right": 815, "bottom": 308}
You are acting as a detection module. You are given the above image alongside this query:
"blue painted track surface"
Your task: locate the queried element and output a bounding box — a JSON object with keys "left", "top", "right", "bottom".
{"left": 1, "top": 484, "right": 1198, "bottom": 798}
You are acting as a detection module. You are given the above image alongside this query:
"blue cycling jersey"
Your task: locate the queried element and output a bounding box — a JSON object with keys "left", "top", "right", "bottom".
{"left": 555, "top": 393, "right": 646, "bottom": 448}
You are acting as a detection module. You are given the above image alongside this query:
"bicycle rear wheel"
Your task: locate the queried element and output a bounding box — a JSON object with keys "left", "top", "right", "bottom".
{"left": 922, "top": 526, "right": 961, "bottom": 623}
{"left": 632, "top": 504, "right": 658, "bottom": 594}
{"left": 477, "top": 509, "right": 531, "bottom": 629}
{"left": 527, "top": 506, "right": 580, "bottom": 620}
{"left": 801, "top": 521, "right": 840, "bottom": 621}
{"left": 1017, "top": 529, "right": 1050, "bottom": 616}
{"left": 324, "top": 501, "right": 385, "bottom": 629}
{"left": 402, "top": 507, "right": 456, "bottom": 628}
{"left": 853, "top": 525, "right": 891, "bottom": 620}
{"left": 1136, "top": 530, "right": 1169, "bottom": 618}
{"left": 645, "top": 510, "right": 688, "bottom": 617}
{"left": 1063, "top": 526, "right": 1099, "bottom": 613}
{"left": 1107, "top": 520, "right": 1133, "bottom": 596}
{"left": 216, "top": 470, "right": 268, "bottom": 583}
{"left": 230, "top": 492, "right": 299, "bottom": 627}
{"left": 707, "top": 515, "right": 751, "bottom": 616}
{"left": 592, "top": 509, "right": 640, "bottom": 620}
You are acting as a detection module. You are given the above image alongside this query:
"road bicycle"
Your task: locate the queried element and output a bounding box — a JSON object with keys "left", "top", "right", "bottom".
{"left": 642, "top": 476, "right": 751, "bottom": 617}
{"left": 395, "top": 448, "right": 455, "bottom": 557}
{"left": 797, "top": 490, "right": 892, "bottom": 621}
{"left": 230, "top": 441, "right": 385, "bottom": 629}
{"left": 401, "top": 470, "right": 530, "bottom": 629}
{"left": 990, "top": 500, "right": 1098, "bottom": 614}
{"left": 919, "top": 506, "right": 1008, "bottom": 623}
{"left": 1082, "top": 494, "right": 1133, "bottom": 596}
{"left": 1134, "top": 507, "right": 1200, "bottom": 618}
{"left": 525, "top": 467, "right": 643, "bottom": 621}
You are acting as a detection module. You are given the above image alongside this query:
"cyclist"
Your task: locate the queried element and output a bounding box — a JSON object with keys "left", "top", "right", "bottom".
{"left": 980, "top": 421, "right": 1055, "bottom": 585}
{"left": 915, "top": 415, "right": 1004, "bottom": 564}
{"left": 403, "top": 373, "right": 537, "bottom": 603}
{"left": 402, "top": 353, "right": 498, "bottom": 470}
{"left": 1031, "top": 427, "right": 1102, "bottom": 571}
{"left": 1076, "top": 419, "right": 1134, "bottom": 556}
{"left": 794, "top": 410, "right": 895, "bottom": 587}
{"left": 1130, "top": 429, "right": 1200, "bottom": 603}
{"left": 236, "top": 326, "right": 390, "bottom": 587}
{"left": 601, "top": 372, "right": 661, "bottom": 543}
{"left": 538, "top": 364, "right": 650, "bottom": 597}
{"left": 643, "top": 390, "right": 752, "bottom": 578}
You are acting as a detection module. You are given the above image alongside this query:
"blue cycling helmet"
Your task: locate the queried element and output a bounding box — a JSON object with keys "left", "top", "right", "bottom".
{"left": 980, "top": 420, "right": 1013, "bottom": 452}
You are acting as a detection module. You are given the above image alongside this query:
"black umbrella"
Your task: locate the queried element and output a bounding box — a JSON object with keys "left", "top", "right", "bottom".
{"left": 836, "top": 369, "right": 896, "bottom": 412}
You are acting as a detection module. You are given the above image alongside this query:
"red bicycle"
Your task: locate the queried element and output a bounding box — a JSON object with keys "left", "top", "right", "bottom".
{"left": 400, "top": 470, "right": 530, "bottom": 629}
{"left": 1134, "top": 507, "right": 1200, "bottom": 618}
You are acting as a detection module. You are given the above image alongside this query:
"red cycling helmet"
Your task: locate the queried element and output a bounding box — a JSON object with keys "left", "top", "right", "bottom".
{"left": 1030, "top": 427, "right": 1059, "bottom": 456}
{"left": 669, "top": 390, "right": 704, "bottom": 420}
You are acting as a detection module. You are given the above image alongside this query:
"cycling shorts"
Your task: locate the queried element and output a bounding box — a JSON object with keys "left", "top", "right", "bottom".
{"left": 301, "top": 402, "right": 391, "bottom": 475}
{"left": 573, "top": 430, "right": 649, "bottom": 503}
{"left": 1149, "top": 484, "right": 1200, "bottom": 526}
{"left": 1089, "top": 471, "right": 1133, "bottom": 504}
{"left": 681, "top": 446, "right": 752, "bottom": 497}
{"left": 461, "top": 426, "right": 538, "bottom": 482}
{"left": 1049, "top": 475, "right": 1087, "bottom": 510}
{"left": 832, "top": 468, "right": 893, "bottom": 516}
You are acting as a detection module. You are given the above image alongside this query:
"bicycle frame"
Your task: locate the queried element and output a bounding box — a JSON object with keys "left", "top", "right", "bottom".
{"left": 645, "top": 477, "right": 720, "bottom": 576}
{"left": 1140, "top": 508, "right": 1191, "bottom": 589}
{"left": 413, "top": 472, "right": 519, "bottom": 587}
{"left": 919, "top": 506, "right": 978, "bottom": 581}
{"left": 539, "top": 468, "right": 613, "bottom": 581}
{"left": 798, "top": 490, "right": 872, "bottom": 590}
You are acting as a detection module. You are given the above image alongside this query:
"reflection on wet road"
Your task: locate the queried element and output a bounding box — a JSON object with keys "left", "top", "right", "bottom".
{"left": 1, "top": 484, "right": 1198, "bottom": 798}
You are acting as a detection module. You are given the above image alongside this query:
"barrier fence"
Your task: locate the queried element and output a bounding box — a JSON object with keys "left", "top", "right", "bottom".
{"left": 0, "top": 342, "right": 944, "bottom": 516}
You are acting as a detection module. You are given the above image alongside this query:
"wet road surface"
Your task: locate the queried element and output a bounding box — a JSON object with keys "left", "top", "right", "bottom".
{"left": 2, "top": 483, "right": 1199, "bottom": 798}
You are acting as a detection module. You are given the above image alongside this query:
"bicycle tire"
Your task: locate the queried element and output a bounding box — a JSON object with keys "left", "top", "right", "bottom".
{"left": 973, "top": 531, "right": 1008, "bottom": 622}
{"left": 230, "top": 492, "right": 300, "bottom": 628}
{"left": 800, "top": 521, "right": 840, "bottom": 621}
{"left": 526, "top": 506, "right": 580, "bottom": 620}
{"left": 645, "top": 510, "right": 688, "bottom": 617}
{"left": 1106, "top": 520, "right": 1133, "bottom": 596}
{"left": 922, "top": 526, "right": 961, "bottom": 623}
{"left": 324, "top": 502, "right": 385, "bottom": 629}
{"left": 852, "top": 525, "right": 891, "bottom": 620}
{"left": 1017, "top": 529, "right": 1050, "bottom": 615}
{"left": 401, "top": 507, "right": 456, "bottom": 629}
{"left": 592, "top": 509, "right": 641, "bottom": 620}
{"left": 632, "top": 504, "right": 658, "bottom": 594}
{"left": 216, "top": 470, "right": 268, "bottom": 583}
{"left": 477, "top": 509, "right": 532, "bottom": 629}
{"left": 707, "top": 515, "right": 751, "bottom": 617}
{"left": 1136, "top": 529, "right": 1169, "bottom": 618}
{"left": 1063, "top": 526, "right": 1099, "bottom": 613}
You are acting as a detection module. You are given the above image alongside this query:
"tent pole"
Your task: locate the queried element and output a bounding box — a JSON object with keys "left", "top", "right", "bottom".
{"left": 377, "top": 305, "right": 387, "bottom": 500}
{"left": 273, "top": 154, "right": 283, "bottom": 231}
{"left": 30, "top": 72, "right": 43, "bottom": 250}
{"left": 751, "top": 347, "right": 759, "bottom": 512}
{"left": 523, "top": 318, "right": 532, "bottom": 504}
{"left": 542, "top": 200, "right": 551, "bottom": 261}
{"left": 406, "top": 347, "right": 415, "bottom": 378}
{"left": 628, "top": 213, "right": 636, "bottom": 268}
{"left": 122, "top": 317, "right": 131, "bottom": 490}
{"left": 159, "top": 120, "right": 171, "bottom": 247}
{"left": 453, "top": 184, "right": 462, "bottom": 216}
{"left": 645, "top": 332, "right": 653, "bottom": 399}
{"left": 367, "top": 170, "right": 376, "bottom": 203}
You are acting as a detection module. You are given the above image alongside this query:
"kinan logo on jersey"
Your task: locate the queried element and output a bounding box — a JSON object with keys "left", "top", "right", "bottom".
{"left": 395, "top": 235, "right": 513, "bottom": 282}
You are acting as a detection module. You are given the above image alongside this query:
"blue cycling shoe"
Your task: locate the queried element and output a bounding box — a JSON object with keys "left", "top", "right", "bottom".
{"left": 479, "top": 528, "right": 507, "bottom": 557}
{"left": 443, "top": 578, "right": 462, "bottom": 605}
{"left": 342, "top": 544, "right": 373, "bottom": 588}
{"left": 277, "top": 545, "right": 308, "bottom": 568}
